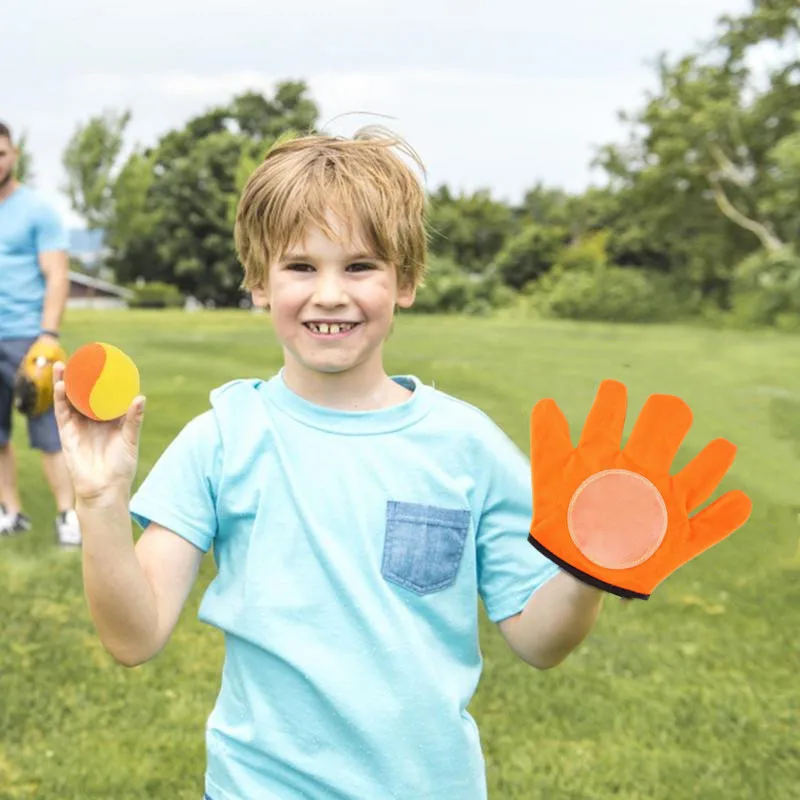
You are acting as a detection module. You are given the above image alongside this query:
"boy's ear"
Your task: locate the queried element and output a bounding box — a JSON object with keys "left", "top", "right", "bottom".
{"left": 251, "top": 285, "right": 270, "bottom": 309}
{"left": 396, "top": 281, "right": 416, "bottom": 309}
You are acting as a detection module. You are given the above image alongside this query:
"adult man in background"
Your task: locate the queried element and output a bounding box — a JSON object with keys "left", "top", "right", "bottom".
{"left": 0, "top": 121, "right": 81, "bottom": 546}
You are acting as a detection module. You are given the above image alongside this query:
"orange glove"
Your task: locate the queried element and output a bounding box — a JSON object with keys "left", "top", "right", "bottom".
{"left": 528, "top": 380, "right": 752, "bottom": 599}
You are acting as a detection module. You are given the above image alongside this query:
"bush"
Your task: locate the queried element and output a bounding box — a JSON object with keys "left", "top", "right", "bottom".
{"left": 128, "top": 281, "right": 184, "bottom": 309}
{"left": 491, "top": 223, "right": 571, "bottom": 290}
{"left": 524, "top": 228, "right": 683, "bottom": 323}
{"left": 533, "top": 265, "right": 681, "bottom": 323}
{"left": 555, "top": 230, "right": 610, "bottom": 273}
{"left": 730, "top": 247, "right": 800, "bottom": 328}
{"left": 412, "top": 256, "right": 513, "bottom": 315}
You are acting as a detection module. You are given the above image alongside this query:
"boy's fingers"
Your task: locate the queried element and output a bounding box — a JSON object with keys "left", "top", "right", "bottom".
{"left": 52, "top": 378, "right": 72, "bottom": 429}
{"left": 121, "top": 396, "right": 146, "bottom": 449}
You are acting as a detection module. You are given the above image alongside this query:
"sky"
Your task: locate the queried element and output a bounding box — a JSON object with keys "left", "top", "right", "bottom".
{"left": 3, "top": 0, "right": 751, "bottom": 229}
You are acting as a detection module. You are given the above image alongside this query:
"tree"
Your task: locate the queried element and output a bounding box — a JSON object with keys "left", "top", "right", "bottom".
{"left": 595, "top": 0, "right": 799, "bottom": 304}
{"left": 106, "top": 150, "right": 162, "bottom": 286}
{"left": 491, "top": 223, "right": 571, "bottom": 290}
{"left": 101, "top": 82, "right": 319, "bottom": 305}
{"left": 63, "top": 109, "right": 131, "bottom": 229}
{"left": 518, "top": 183, "right": 572, "bottom": 227}
{"left": 427, "top": 187, "right": 516, "bottom": 273}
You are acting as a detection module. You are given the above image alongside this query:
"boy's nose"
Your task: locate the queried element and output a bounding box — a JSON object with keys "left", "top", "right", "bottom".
{"left": 312, "top": 274, "right": 348, "bottom": 307}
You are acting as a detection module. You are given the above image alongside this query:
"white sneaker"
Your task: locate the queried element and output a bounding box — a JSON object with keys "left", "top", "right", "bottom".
{"left": 55, "top": 509, "right": 82, "bottom": 548}
{"left": 0, "top": 504, "right": 32, "bottom": 536}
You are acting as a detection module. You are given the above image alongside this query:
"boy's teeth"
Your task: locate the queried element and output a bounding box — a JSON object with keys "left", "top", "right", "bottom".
{"left": 309, "top": 322, "right": 354, "bottom": 334}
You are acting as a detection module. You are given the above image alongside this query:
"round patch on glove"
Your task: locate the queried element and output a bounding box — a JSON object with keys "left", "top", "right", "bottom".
{"left": 567, "top": 469, "right": 668, "bottom": 570}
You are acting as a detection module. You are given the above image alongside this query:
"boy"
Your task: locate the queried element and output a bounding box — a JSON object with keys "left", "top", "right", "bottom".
{"left": 53, "top": 130, "right": 605, "bottom": 799}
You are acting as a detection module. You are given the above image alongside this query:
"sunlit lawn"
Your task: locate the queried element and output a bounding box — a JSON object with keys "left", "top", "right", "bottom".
{"left": 2, "top": 310, "right": 798, "bottom": 799}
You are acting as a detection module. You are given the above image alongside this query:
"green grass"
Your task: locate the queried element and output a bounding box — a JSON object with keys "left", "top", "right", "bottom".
{"left": 2, "top": 310, "right": 799, "bottom": 799}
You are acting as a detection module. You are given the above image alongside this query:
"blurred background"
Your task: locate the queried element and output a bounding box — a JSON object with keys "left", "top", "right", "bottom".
{"left": 2, "top": 1, "right": 798, "bottom": 798}
{"left": 3, "top": 0, "right": 797, "bottom": 323}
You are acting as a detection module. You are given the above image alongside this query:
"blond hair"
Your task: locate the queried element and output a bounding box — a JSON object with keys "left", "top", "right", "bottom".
{"left": 235, "top": 127, "right": 428, "bottom": 291}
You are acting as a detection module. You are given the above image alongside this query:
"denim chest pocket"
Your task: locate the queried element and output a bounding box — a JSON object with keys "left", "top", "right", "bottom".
{"left": 381, "top": 501, "right": 471, "bottom": 595}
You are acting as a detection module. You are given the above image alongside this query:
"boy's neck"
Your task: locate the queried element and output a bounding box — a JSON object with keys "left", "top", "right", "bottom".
{"left": 281, "top": 362, "right": 412, "bottom": 411}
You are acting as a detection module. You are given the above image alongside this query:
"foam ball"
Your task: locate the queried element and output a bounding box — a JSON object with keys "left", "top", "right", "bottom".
{"left": 64, "top": 342, "right": 140, "bottom": 422}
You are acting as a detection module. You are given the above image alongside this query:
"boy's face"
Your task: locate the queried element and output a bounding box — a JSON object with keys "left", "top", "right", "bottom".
{"left": 252, "top": 210, "right": 416, "bottom": 386}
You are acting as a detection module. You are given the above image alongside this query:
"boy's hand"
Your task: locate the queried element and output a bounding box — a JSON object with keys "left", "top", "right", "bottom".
{"left": 528, "top": 380, "right": 752, "bottom": 599}
{"left": 53, "top": 362, "right": 146, "bottom": 506}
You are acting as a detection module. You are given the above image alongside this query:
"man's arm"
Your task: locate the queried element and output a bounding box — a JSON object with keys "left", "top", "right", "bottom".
{"left": 498, "top": 570, "right": 604, "bottom": 670}
{"left": 38, "top": 249, "right": 70, "bottom": 335}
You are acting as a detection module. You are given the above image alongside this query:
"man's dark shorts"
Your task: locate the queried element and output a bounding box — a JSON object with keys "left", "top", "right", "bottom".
{"left": 0, "top": 337, "right": 62, "bottom": 453}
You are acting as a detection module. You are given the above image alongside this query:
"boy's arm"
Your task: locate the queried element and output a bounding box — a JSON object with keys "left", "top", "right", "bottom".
{"left": 80, "top": 491, "right": 204, "bottom": 667}
{"left": 497, "top": 571, "right": 604, "bottom": 670}
{"left": 52, "top": 361, "right": 215, "bottom": 668}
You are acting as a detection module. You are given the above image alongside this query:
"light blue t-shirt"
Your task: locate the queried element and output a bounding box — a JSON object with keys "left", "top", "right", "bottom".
{"left": 0, "top": 185, "right": 69, "bottom": 340}
{"left": 130, "top": 372, "right": 560, "bottom": 800}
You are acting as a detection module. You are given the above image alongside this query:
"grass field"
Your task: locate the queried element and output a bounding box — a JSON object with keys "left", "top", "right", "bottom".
{"left": 2, "top": 310, "right": 799, "bottom": 800}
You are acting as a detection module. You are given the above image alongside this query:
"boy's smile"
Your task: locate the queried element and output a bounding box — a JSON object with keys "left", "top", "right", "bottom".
{"left": 303, "top": 320, "right": 362, "bottom": 338}
{"left": 251, "top": 209, "right": 416, "bottom": 407}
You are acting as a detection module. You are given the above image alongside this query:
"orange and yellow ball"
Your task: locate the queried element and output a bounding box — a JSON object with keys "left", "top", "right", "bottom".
{"left": 64, "top": 342, "right": 140, "bottom": 422}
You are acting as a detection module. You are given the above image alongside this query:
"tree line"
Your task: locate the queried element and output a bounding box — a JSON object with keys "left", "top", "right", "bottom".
{"left": 33, "top": 1, "right": 800, "bottom": 326}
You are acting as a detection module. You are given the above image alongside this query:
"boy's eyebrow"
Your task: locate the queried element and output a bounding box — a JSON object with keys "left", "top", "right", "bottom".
{"left": 281, "top": 252, "right": 380, "bottom": 262}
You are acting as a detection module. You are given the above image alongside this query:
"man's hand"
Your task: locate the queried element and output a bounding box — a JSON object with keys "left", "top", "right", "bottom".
{"left": 13, "top": 337, "right": 67, "bottom": 417}
{"left": 36, "top": 332, "right": 60, "bottom": 347}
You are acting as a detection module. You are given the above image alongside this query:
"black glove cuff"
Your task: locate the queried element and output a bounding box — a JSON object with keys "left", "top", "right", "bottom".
{"left": 527, "top": 534, "right": 651, "bottom": 600}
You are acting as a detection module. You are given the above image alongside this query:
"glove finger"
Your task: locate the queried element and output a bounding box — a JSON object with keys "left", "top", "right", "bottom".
{"left": 530, "top": 398, "right": 573, "bottom": 479}
{"left": 687, "top": 490, "right": 752, "bottom": 559}
{"left": 623, "top": 393, "right": 693, "bottom": 475}
{"left": 674, "top": 438, "right": 737, "bottom": 512}
{"left": 578, "top": 379, "right": 627, "bottom": 459}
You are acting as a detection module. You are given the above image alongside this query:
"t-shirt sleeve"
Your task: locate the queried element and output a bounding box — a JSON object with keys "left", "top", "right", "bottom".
{"left": 130, "top": 411, "right": 222, "bottom": 553}
{"left": 476, "top": 423, "right": 560, "bottom": 623}
{"left": 33, "top": 201, "right": 69, "bottom": 253}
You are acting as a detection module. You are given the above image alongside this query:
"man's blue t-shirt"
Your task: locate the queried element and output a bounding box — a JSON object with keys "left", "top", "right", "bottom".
{"left": 130, "top": 372, "right": 560, "bottom": 800}
{"left": 0, "top": 186, "right": 69, "bottom": 339}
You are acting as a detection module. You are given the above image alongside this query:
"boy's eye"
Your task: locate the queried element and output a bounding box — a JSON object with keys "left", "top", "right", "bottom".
{"left": 348, "top": 262, "right": 377, "bottom": 272}
{"left": 284, "top": 261, "right": 378, "bottom": 272}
